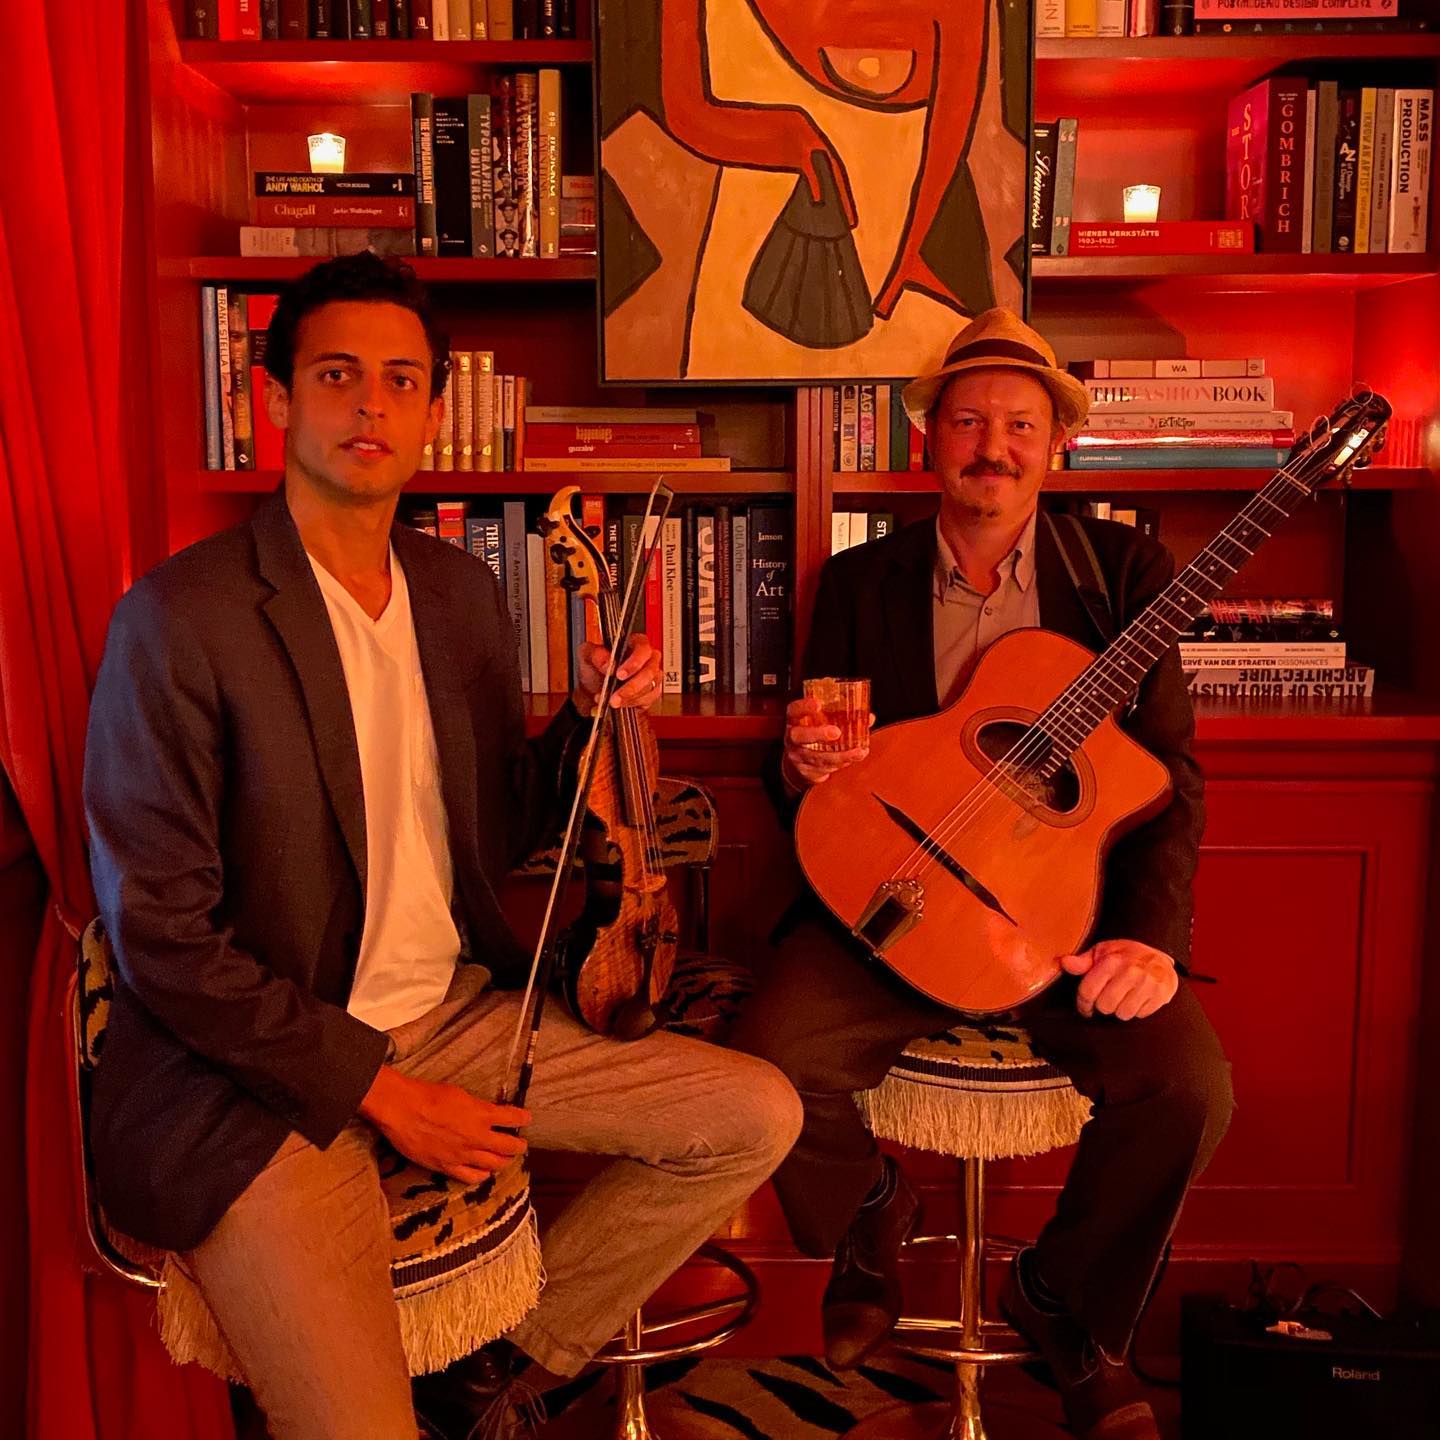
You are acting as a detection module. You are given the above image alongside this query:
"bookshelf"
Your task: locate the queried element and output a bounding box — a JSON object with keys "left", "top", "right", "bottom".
{"left": 138, "top": 2, "right": 1440, "bottom": 1338}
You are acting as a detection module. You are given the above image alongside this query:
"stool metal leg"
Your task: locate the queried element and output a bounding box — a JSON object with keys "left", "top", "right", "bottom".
{"left": 951, "top": 1153, "right": 988, "bottom": 1440}
{"left": 612, "top": 1309, "right": 659, "bottom": 1440}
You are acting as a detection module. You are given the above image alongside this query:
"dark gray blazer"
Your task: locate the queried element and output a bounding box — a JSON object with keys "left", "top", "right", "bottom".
{"left": 766, "top": 514, "right": 1205, "bottom": 968}
{"left": 84, "top": 491, "right": 583, "bottom": 1251}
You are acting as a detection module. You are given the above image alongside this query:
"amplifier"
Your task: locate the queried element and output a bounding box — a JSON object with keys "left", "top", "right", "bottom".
{"left": 1181, "top": 1294, "right": 1440, "bottom": 1440}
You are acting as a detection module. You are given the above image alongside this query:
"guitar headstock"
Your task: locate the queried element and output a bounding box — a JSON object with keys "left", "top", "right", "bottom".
{"left": 1287, "top": 389, "right": 1393, "bottom": 494}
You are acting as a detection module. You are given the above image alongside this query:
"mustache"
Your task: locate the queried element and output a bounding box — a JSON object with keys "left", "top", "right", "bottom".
{"left": 962, "top": 460, "right": 1022, "bottom": 479}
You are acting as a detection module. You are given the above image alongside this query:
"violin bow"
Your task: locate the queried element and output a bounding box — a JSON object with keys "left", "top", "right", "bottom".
{"left": 499, "top": 477, "right": 675, "bottom": 1109}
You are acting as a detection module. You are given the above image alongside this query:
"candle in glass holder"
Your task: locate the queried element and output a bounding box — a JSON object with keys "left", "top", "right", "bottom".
{"left": 1123, "top": 184, "right": 1161, "bottom": 223}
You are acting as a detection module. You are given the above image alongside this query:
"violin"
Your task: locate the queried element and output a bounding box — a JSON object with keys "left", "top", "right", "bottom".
{"left": 536, "top": 485, "right": 679, "bottom": 1040}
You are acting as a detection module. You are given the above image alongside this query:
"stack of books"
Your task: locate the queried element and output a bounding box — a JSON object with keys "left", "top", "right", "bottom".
{"left": 826, "top": 385, "right": 924, "bottom": 472}
{"left": 1180, "top": 599, "right": 1375, "bottom": 700}
{"left": 243, "top": 173, "right": 417, "bottom": 259}
{"left": 407, "top": 497, "right": 793, "bottom": 698}
{"left": 1065, "top": 357, "right": 1293, "bottom": 470}
{"left": 186, "top": 0, "right": 582, "bottom": 40}
{"left": 521, "top": 406, "right": 729, "bottom": 474}
{"left": 1033, "top": 0, "right": 1169, "bottom": 37}
{"left": 1226, "top": 78, "right": 1433, "bottom": 255}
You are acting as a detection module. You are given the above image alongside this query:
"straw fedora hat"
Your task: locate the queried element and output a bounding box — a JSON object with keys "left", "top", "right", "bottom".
{"left": 900, "top": 307, "right": 1090, "bottom": 438}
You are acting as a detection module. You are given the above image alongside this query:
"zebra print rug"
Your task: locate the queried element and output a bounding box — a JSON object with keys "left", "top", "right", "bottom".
{"left": 536, "top": 1350, "right": 1049, "bottom": 1438}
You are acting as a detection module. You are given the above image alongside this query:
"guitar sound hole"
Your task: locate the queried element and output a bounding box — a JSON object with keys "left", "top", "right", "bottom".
{"left": 974, "top": 721, "right": 1081, "bottom": 813}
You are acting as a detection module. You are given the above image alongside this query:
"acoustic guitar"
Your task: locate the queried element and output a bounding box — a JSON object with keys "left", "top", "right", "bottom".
{"left": 794, "top": 390, "right": 1392, "bottom": 1013}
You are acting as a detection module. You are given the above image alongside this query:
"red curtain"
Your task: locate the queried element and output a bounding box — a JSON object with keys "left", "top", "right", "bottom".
{"left": 0, "top": 2, "right": 233, "bottom": 1437}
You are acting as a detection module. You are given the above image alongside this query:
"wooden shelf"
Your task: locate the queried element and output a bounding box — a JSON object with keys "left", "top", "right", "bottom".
{"left": 1036, "top": 36, "right": 1440, "bottom": 107}
{"left": 1193, "top": 689, "right": 1440, "bottom": 743}
{"left": 166, "top": 256, "right": 596, "bottom": 283}
{"left": 1031, "top": 253, "right": 1436, "bottom": 290}
{"left": 179, "top": 40, "right": 593, "bottom": 102}
{"left": 831, "top": 468, "right": 1428, "bottom": 494}
{"left": 521, "top": 692, "right": 786, "bottom": 742}
{"left": 193, "top": 469, "right": 795, "bottom": 496}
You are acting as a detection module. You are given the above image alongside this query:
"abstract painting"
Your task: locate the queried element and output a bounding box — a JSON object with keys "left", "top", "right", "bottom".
{"left": 596, "top": 0, "right": 1031, "bottom": 384}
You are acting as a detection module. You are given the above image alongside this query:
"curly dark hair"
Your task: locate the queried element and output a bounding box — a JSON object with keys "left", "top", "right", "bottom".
{"left": 263, "top": 252, "right": 452, "bottom": 401}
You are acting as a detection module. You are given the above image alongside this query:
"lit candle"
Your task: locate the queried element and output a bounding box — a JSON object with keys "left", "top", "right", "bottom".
{"left": 1123, "top": 184, "right": 1161, "bottom": 223}
{"left": 307, "top": 132, "right": 347, "bottom": 175}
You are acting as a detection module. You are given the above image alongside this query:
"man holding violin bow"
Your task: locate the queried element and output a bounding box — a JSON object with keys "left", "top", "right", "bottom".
{"left": 83, "top": 254, "right": 801, "bottom": 1440}
{"left": 735, "top": 308, "right": 1235, "bottom": 1440}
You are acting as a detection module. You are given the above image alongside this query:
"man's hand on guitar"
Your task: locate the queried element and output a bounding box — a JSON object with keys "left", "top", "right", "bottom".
{"left": 358, "top": 1065, "right": 530, "bottom": 1183}
{"left": 1060, "top": 940, "right": 1179, "bottom": 1021}
{"left": 575, "top": 634, "right": 663, "bottom": 715}
{"left": 780, "top": 696, "right": 874, "bottom": 793}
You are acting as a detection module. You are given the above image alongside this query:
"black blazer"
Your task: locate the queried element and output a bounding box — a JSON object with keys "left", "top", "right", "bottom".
{"left": 83, "top": 492, "right": 584, "bottom": 1251}
{"left": 766, "top": 514, "right": 1205, "bottom": 968}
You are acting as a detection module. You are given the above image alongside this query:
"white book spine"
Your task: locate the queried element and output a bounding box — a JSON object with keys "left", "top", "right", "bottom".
{"left": 661, "top": 516, "right": 683, "bottom": 693}
{"left": 1388, "top": 89, "right": 1433, "bottom": 254}
{"left": 1036, "top": 0, "right": 1065, "bottom": 36}
{"left": 1095, "top": 0, "right": 1125, "bottom": 35}
{"left": 526, "top": 531, "right": 549, "bottom": 694}
{"left": 1369, "top": 88, "right": 1395, "bottom": 255}
{"left": 831, "top": 510, "right": 851, "bottom": 554}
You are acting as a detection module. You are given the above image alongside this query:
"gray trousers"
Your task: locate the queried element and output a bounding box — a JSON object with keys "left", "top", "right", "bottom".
{"left": 183, "top": 966, "right": 802, "bottom": 1440}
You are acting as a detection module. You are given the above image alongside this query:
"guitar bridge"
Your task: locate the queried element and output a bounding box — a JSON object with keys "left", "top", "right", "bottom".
{"left": 854, "top": 880, "right": 925, "bottom": 954}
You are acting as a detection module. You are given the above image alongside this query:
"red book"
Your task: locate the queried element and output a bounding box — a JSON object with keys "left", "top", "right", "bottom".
{"left": 1066, "top": 222, "right": 1256, "bottom": 255}
{"left": 1226, "top": 78, "right": 1310, "bottom": 253}
{"left": 644, "top": 522, "right": 664, "bottom": 654}
{"left": 1198, "top": 0, "right": 1395, "bottom": 14}
{"left": 526, "top": 422, "right": 701, "bottom": 447}
{"left": 219, "top": 0, "right": 263, "bottom": 38}
{"left": 246, "top": 293, "right": 284, "bottom": 472}
{"left": 522, "top": 439, "right": 704, "bottom": 459}
{"left": 580, "top": 494, "right": 605, "bottom": 645}
{"left": 253, "top": 196, "right": 415, "bottom": 228}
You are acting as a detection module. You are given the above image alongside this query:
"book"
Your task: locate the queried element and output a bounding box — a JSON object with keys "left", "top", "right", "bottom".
{"left": 1180, "top": 641, "right": 1346, "bottom": 665}
{"left": 468, "top": 93, "right": 495, "bottom": 258}
{"left": 1066, "top": 0, "right": 1098, "bottom": 35}
{"left": 1051, "top": 119, "right": 1078, "bottom": 256}
{"left": 527, "top": 422, "right": 700, "bottom": 447}
{"left": 1080, "top": 409, "right": 1293, "bottom": 431}
{"left": 682, "top": 507, "right": 699, "bottom": 691}
{"left": 525, "top": 529, "right": 546, "bottom": 693}
{"left": 661, "top": 516, "right": 684, "bottom": 693}
{"left": 525, "top": 406, "right": 700, "bottom": 424}
{"left": 731, "top": 510, "right": 749, "bottom": 697}
{"left": 1069, "top": 430, "right": 1294, "bottom": 447}
{"left": 432, "top": 98, "right": 472, "bottom": 257}
{"left": 201, "top": 286, "right": 221, "bottom": 470}
{"left": 838, "top": 385, "right": 859, "bottom": 471}
{"left": 1332, "top": 87, "right": 1362, "bottom": 254}
{"left": 1097, "top": 0, "right": 1127, "bottom": 32}
{"left": 410, "top": 93, "right": 438, "bottom": 257}
{"left": 453, "top": 352, "right": 474, "bottom": 469}
{"left": 1368, "top": 88, "right": 1396, "bottom": 253}
{"left": 1068, "top": 445, "right": 1290, "bottom": 468}
{"left": 1194, "top": 0, "right": 1399, "bottom": 15}
{"left": 561, "top": 173, "right": 597, "bottom": 254}
{"left": 695, "top": 510, "right": 717, "bottom": 692}
{"left": 216, "top": 287, "right": 235, "bottom": 470}
{"left": 247, "top": 293, "right": 284, "bottom": 472}
{"left": 253, "top": 196, "right": 414, "bottom": 228}
{"left": 1389, "top": 89, "right": 1434, "bottom": 253}
{"left": 437, "top": 368, "right": 455, "bottom": 471}
{"left": 1067, "top": 221, "right": 1255, "bottom": 255}
{"left": 714, "top": 505, "right": 733, "bottom": 692}
{"left": 537, "top": 70, "right": 562, "bottom": 259}
{"left": 1070, "top": 357, "right": 1266, "bottom": 378}
{"left": 1186, "top": 666, "right": 1374, "bottom": 700}
{"left": 1301, "top": 85, "right": 1317, "bottom": 252}
{"left": 239, "top": 227, "right": 418, "bottom": 257}
{"left": 858, "top": 385, "right": 876, "bottom": 471}
{"left": 513, "top": 72, "right": 540, "bottom": 259}
{"left": 1030, "top": 122, "right": 1059, "bottom": 257}
{"left": 1037, "top": 0, "right": 1066, "bottom": 35}
{"left": 1353, "top": 87, "right": 1377, "bottom": 254}
{"left": 465, "top": 516, "right": 503, "bottom": 584}
{"left": 748, "top": 506, "right": 791, "bottom": 694}
{"left": 492, "top": 75, "right": 519, "bottom": 259}
{"left": 436, "top": 499, "right": 467, "bottom": 549}
{"left": 520, "top": 456, "right": 731, "bottom": 473}
{"left": 1084, "top": 377, "right": 1276, "bottom": 408}
{"left": 255, "top": 174, "right": 416, "bottom": 198}
{"left": 1313, "top": 80, "right": 1339, "bottom": 252}
{"left": 1225, "top": 78, "right": 1310, "bottom": 252}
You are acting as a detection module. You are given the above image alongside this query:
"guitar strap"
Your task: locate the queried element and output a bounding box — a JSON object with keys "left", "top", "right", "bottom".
{"left": 1042, "top": 510, "right": 1116, "bottom": 644}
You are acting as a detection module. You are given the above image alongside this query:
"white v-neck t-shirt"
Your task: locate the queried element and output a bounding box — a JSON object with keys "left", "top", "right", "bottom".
{"left": 307, "top": 548, "right": 461, "bottom": 1031}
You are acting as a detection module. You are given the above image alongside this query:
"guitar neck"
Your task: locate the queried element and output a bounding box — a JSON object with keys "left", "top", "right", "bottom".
{"left": 1047, "top": 464, "right": 1318, "bottom": 747}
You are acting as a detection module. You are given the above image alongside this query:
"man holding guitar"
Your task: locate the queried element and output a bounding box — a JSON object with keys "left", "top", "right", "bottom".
{"left": 734, "top": 308, "right": 1234, "bottom": 1440}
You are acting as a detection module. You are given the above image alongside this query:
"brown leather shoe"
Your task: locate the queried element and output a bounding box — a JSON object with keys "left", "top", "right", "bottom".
{"left": 821, "top": 1156, "right": 921, "bottom": 1370}
{"left": 999, "top": 1248, "right": 1160, "bottom": 1440}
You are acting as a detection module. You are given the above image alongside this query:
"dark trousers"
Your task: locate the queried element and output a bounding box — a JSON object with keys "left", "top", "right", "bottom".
{"left": 731, "top": 920, "right": 1234, "bottom": 1359}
